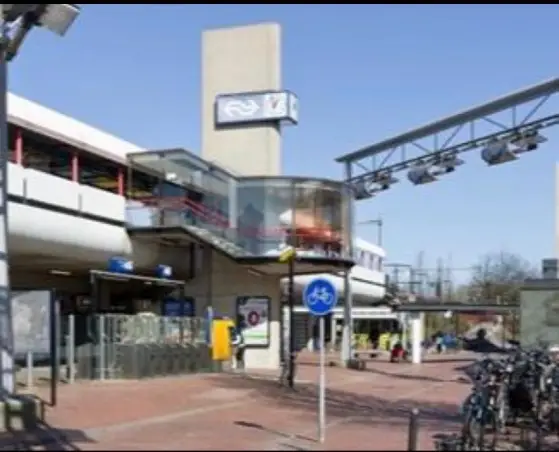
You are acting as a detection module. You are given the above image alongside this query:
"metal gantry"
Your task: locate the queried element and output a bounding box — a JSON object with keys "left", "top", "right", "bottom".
{"left": 335, "top": 77, "right": 559, "bottom": 196}
{"left": 336, "top": 77, "right": 559, "bottom": 367}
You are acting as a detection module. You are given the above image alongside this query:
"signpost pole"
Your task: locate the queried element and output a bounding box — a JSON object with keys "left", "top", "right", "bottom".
{"left": 318, "top": 315, "right": 326, "bottom": 444}
{"left": 302, "top": 277, "right": 337, "bottom": 446}
{"left": 287, "top": 256, "right": 295, "bottom": 389}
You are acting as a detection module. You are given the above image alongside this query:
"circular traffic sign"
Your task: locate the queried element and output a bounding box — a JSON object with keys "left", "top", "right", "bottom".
{"left": 247, "top": 311, "right": 260, "bottom": 326}
{"left": 303, "top": 278, "right": 338, "bottom": 317}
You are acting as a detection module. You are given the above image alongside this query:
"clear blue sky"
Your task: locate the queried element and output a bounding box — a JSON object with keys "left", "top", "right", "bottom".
{"left": 9, "top": 4, "right": 559, "bottom": 274}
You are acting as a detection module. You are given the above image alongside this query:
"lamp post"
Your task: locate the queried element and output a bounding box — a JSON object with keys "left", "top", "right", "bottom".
{"left": 278, "top": 245, "right": 296, "bottom": 388}
{"left": 358, "top": 217, "right": 383, "bottom": 247}
{"left": 0, "top": 4, "right": 79, "bottom": 397}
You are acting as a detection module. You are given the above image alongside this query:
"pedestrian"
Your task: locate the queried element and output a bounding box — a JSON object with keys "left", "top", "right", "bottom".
{"left": 231, "top": 327, "right": 246, "bottom": 371}
{"left": 435, "top": 333, "right": 443, "bottom": 354}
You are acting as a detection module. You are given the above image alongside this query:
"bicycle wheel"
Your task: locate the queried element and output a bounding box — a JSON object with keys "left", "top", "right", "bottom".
{"left": 486, "top": 413, "right": 500, "bottom": 450}
{"left": 497, "top": 390, "right": 511, "bottom": 432}
{"left": 462, "top": 410, "right": 498, "bottom": 451}
{"left": 461, "top": 411, "right": 479, "bottom": 450}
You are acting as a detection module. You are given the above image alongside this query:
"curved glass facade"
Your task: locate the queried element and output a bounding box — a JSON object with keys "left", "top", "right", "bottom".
{"left": 126, "top": 149, "right": 351, "bottom": 261}
{"left": 235, "top": 177, "right": 350, "bottom": 259}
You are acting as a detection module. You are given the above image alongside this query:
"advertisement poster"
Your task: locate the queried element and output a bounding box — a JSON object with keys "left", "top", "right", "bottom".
{"left": 236, "top": 296, "right": 271, "bottom": 347}
{"left": 12, "top": 290, "right": 52, "bottom": 359}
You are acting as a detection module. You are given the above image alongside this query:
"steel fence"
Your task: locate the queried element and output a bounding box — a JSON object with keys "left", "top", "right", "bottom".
{"left": 68, "top": 314, "right": 214, "bottom": 381}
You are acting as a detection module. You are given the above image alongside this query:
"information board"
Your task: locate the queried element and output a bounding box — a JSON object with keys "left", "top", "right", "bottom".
{"left": 12, "top": 290, "right": 52, "bottom": 357}
{"left": 236, "top": 296, "right": 271, "bottom": 347}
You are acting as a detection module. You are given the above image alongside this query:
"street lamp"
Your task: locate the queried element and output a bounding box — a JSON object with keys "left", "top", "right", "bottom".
{"left": 278, "top": 245, "right": 296, "bottom": 388}
{"left": 0, "top": 4, "right": 80, "bottom": 397}
{"left": 3, "top": 5, "right": 79, "bottom": 60}
{"left": 358, "top": 218, "right": 383, "bottom": 247}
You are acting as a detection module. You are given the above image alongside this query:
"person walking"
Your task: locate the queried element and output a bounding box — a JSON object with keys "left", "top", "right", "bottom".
{"left": 231, "top": 327, "right": 246, "bottom": 371}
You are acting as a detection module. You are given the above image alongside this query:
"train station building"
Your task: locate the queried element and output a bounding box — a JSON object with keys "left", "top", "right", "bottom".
{"left": 9, "top": 23, "right": 389, "bottom": 374}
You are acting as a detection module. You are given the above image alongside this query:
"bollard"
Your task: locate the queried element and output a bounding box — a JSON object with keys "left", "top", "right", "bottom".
{"left": 26, "top": 350, "right": 34, "bottom": 389}
{"left": 407, "top": 408, "right": 419, "bottom": 451}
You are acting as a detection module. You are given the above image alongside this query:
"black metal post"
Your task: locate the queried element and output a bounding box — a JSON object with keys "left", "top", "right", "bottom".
{"left": 279, "top": 297, "right": 285, "bottom": 366}
{"left": 0, "top": 12, "right": 15, "bottom": 398}
{"left": 407, "top": 408, "right": 419, "bottom": 451}
{"left": 49, "top": 291, "right": 59, "bottom": 407}
{"left": 287, "top": 257, "right": 295, "bottom": 389}
{"left": 90, "top": 272, "right": 99, "bottom": 380}
{"left": 179, "top": 285, "right": 185, "bottom": 344}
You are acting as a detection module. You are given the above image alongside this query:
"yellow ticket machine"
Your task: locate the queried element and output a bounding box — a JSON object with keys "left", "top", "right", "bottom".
{"left": 211, "top": 318, "right": 235, "bottom": 361}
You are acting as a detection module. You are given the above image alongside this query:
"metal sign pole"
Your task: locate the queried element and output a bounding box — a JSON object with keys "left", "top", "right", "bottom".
{"left": 318, "top": 315, "right": 326, "bottom": 444}
{"left": 302, "top": 277, "right": 337, "bottom": 446}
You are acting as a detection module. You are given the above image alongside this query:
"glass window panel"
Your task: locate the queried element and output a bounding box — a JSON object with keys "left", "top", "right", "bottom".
{"left": 291, "top": 180, "right": 344, "bottom": 258}
{"left": 79, "top": 153, "right": 120, "bottom": 193}
{"left": 21, "top": 128, "right": 73, "bottom": 180}
{"left": 236, "top": 179, "right": 293, "bottom": 256}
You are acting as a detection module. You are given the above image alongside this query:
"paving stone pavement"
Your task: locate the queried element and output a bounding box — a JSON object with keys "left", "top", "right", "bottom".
{"left": 5, "top": 354, "right": 477, "bottom": 450}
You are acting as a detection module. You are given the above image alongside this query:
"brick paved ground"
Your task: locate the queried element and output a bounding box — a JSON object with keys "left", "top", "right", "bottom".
{"left": 4, "top": 353, "right": 477, "bottom": 451}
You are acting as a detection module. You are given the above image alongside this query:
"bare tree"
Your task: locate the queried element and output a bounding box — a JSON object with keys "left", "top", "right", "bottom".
{"left": 467, "top": 251, "right": 538, "bottom": 304}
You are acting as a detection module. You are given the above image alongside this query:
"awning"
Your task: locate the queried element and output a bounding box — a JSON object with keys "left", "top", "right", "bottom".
{"left": 89, "top": 269, "right": 186, "bottom": 288}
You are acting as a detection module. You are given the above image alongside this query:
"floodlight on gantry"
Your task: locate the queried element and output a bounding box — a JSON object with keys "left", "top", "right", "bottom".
{"left": 336, "top": 77, "right": 559, "bottom": 187}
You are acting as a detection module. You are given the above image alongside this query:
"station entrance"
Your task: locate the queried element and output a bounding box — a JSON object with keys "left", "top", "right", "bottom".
{"left": 68, "top": 270, "right": 211, "bottom": 381}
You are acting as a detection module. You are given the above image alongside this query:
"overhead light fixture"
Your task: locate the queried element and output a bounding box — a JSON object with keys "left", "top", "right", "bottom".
{"left": 480, "top": 138, "right": 518, "bottom": 166}
{"left": 49, "top": 269, "right": 71, "bottom": 276}
{"left": 352, "top": 179, "right": 374, "bottom": 200}
{"left": 248, "top": 269, "right": 263, "bottom": 278}
{"left": 373, "top": 171, "right": 399, "bottom": 191}
{"left": 510, "top": 129, "right": 547, "bottom": 153}
{"left": 2, "top": 4, "right": 80, "bottom": 61}
{"left": 434, "top": 154, "right": 464, "bottom": 174}
{"left": 36, "top": 4, "right": 80, "bottom": 36}
{"left": 407, "top": 165, "right": 438, "bottom": 185}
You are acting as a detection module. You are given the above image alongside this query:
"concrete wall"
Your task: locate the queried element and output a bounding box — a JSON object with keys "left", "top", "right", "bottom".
{"left": 521, "top": 280, "right": 559, "bottom": 346}
{"left": 201, "top": 23, "right": 282, "bottom": 176}
{"left": 185, "top": 250, "right": 281, "bottom": 370}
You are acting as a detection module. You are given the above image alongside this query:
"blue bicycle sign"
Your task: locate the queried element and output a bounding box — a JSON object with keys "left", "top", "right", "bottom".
{"left": 303, "top": 278, "right": 338, "bottom": 317}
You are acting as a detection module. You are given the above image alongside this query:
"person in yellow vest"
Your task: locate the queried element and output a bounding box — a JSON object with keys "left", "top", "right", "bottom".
{"left": 379, "top": 332, "right": 391, "bottom": 351}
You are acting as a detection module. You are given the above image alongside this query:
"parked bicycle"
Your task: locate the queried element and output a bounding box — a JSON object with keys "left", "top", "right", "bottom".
{"left": 436, "top": 344, "right": 559, "bottom": 451}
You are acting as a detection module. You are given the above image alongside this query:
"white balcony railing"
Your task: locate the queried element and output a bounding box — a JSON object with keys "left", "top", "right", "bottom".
{"left": 8, "top": 162, "right": 126, "bottom": 224}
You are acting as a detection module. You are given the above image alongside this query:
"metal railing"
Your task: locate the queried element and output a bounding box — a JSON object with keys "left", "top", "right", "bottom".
{"left": 125, "top": 197, "right": 347, "bottom": 259}
{"left": 64, "top": 314, "right": 213, "bottom": 381}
